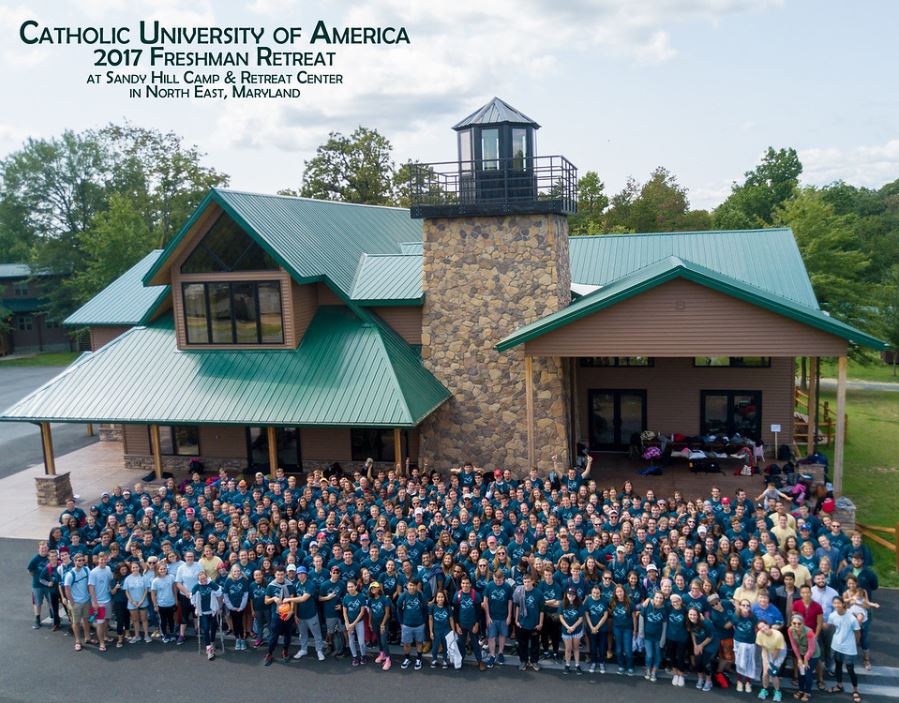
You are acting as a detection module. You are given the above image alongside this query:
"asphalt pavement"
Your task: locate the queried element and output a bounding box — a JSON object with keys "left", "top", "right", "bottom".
{"left": 2, "top": 537, "right": 898, "bottom": 703}
{"left": 0, "top": 366, "right": 97, "bottom": 480}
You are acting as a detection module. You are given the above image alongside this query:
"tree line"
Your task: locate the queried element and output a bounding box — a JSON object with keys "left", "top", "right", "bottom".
{"left": 1, "top": 124, "right": 896, "bottom": 366}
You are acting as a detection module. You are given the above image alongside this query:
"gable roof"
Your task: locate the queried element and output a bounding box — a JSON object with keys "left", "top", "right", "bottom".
{"left": 64, "top": 250, "right": 169, "bottom": 327}
{"left": 496, "top": 256, "right": 887, "bottom": 351}
{"left": 453, "top": 97, "right": 540, "bottom": 130}
{"left": 568, "top": 228, "right": 818, "bottom": 309}
{"left": 351, "top": 254, "right": 422, "bottom": 304}
{"left": 2, "top": 307, "right": 449, "bottom": 428}
{"left": 0, "top": 263, "right": 54, "bottom": 280}
{"left": 144, "top": 189, "right": 421, "bottom": 302}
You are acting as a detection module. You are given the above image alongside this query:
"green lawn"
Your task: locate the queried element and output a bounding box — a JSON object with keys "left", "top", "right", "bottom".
{"left": 817, "top": 355, "right": 898, "bottom": 383}
{"left": 816, "top": 388, "right": 899, "bottom": 586}
{"left": 0, "top": 351, "right": 80, "bottom": 367}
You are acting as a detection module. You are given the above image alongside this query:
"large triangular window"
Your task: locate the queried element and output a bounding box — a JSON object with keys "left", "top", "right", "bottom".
{"left": 180, "top": 213, "right": 279, "bottom": 273}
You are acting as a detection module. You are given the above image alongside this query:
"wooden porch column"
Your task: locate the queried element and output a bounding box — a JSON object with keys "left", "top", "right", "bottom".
{"left": 807, "top": 356, "right": 818, "bottom": 453}
{"left": 833, "top": 355, "right": 847, "bottom": 497}
{"left": 525, "top": 355, "right": 535, "bottom": 470}
{"left": 40, "top": 422, "right": 56, "bottom": 476}
{"left": 393, "top": 428, "right": 402, "bottom": 467}
{"left": 149, "top": 424, "right": 163, "bottom": 480}
{"left": 267, "top": 426, "right": 278, "bottom": 474}
{"left": 86, "top": 423, "right": 94, "bottom": 437}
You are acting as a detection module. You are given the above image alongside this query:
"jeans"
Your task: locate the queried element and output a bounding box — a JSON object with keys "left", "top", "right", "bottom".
{"left": 541, "top": 614, "right": 561, "bottom": 655}
{"left": 299, "top": 616, "right": 325, "bottom": 654}
{"left": 645, "top": 638, "right": 663, "bottom": 670}
{"left": 588, "top": 630, "right": 608, "bottom": 664}
{"left": 613, "top": 626, "right": 633, "bottom": 669}
{"left": 347, "top": 620, "right": 367, "bottom": 658}
{"left": 799, "top": 657, "right": 818, "bottom": 694}
{"left": 459, "top": 627, "right": 482, "bottom": 662}
{"left": 268, "top": 616, "right": 292, "bottom": 655}
{"left": 254, "top": 606, "right": 271, "bottom": 641}
{"left": 375, "top": 624, "right": 390, "bottom": 656}
{"left": 199, "top": 613, "right": 217, "bottom": 647}
{"left": 518, "top": 627, "right": 539, "bottom": 664}
{"left": 432, "top": 628, "right": 450, "bottom": 661}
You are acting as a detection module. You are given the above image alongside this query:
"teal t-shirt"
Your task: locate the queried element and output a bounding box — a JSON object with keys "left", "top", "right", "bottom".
{"left": 368, "top": 595, "right": 391, "bottom": 627}
{"left": 397, "top": 591, "right": 426, "bottom": 627}
{"left": 518, "top": 588, "right": 544, "bottom": 630}
{"left": 731, "top": 613, "right": 757, "bottom": 644}
{"left": 430, "top": 603, "right": 452, "bottom": 633}
{"left": 484, "top": 581, "right": 513, "bottom": 621}
{"left": 666, "top": 606, "right": 689, "bottom": 642}
{"left": 611, "top": 601, "right": 634, "bottom": 630}
{"left": 342, "top": 592, "right": 366, "bottom": 623}
{"left": 584, "top": 595, "right": 607, "bottom": 629}
{"left": 643, "top": 603, "right": 667, "bottom": 640}
{"left": 560, "top": 602, "right": 583, "bottom": 631}
{"left": 294, "top": 578, "right": 318, "bottom": 620}
{"left": 455, "top": 589, "right": 480, "bottom": 629}
{"left": 538, "top": 580, "right": 562, "bottom": 614}
{"left": 222, "top": 576, "right": 248, "bottom": 609}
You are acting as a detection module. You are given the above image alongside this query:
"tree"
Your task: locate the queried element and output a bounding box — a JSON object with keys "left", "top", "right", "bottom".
{"left": 713, "top": 147, "right": 802, "bottom": 227}
{"left": 568, "top": 170, "right": 608, "bottom": 235}
{"left": 392, "top": 160, "right": 439, "bottom": 209}
{"left": 602, "top": 167, "right": 704, "bottom": 233}
{"left": 299, "top": 127, "right": 395, "bottom": 204}
{"left": 881, "top": 265, "right": 899, "bottom": 376}
{"left": 774, "top": 188, "right": 873, "bottom": 332}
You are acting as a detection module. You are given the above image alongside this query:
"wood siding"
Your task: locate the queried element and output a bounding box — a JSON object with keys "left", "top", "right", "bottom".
{"left": 291, "top": 281, "right": 319, "bottom": 342}
{"left": 525, "top": 279, "right": 848, "bottom": 357}
{"left": 316, "top": 282, "right": 343, "bottom": 305}
{"left": 123, "top": 424, "right": 151, "bottom": 455}
{"left": 89, "top": 326, "right": 130, "bottom": 351}
{"left": 301, "top": 427, "right": 351, "bottom": 461}
{"left": 372, "top": 306, "right": 422, "bottom": 345}
{"left": 198, "top": 425, "right": 247, "bottom": 458}
{"left": 575, "top": 356, "right": 795, "bottom": 449}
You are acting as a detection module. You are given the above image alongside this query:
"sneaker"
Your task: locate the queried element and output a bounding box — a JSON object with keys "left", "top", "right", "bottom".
{"left": 432, "top": 659, "right": 439, "bottom": 669}
{"left": 128, "top": 636, "right": 140, "bottom": 644}
{"left": 564, "top": 665, "right": 571, "bottom": 674}
{"left": 383, "top": 656, "right": 392, "bottom": 671}
{"left": 576, "top": 666, "right": 584, "bottom": 676}
{"left": 772, "top": 691, "right": 782, "bottom": 703}
{"left": 144, "top": 635, "right": 152, "bottom": 643}
{"left": 486, "top": 655, "right": 495, "bottom": 669}
{"left": 414, "top": 657, "right": 422, "bottom": 671}
{"left": 697, "top": 678, "right": 705, "bottom": 689}
{"left": 673, "top": 676, "right": 680, "bottom": 687}
{"left": 618, "top": 666, "right": 625, "bottom": 675}
{"left": 254, "top": 639, "right": 263, "bottom": 648}
{"left": 360, "top": 656, "right": 367, "bottom": 665}
{"left": 704, "top": 680, "right": 714, "bottom": 692}
{"left": 375, "top": 652, "right": 385, "bottom": 664}
{"left": 737, "top": 682, "right": 745, "bottom": 693}
{"left": 497, "top": 653, "right": 505, "bottom": 665}
{"left": 176, "top": 635, "right": 185, "bottom": 646}
{"left": 478, "top": 661, "right": 487, "bottom": 671}
{"left": 33, "top": 617, "right": 41, "bottom": 629}
{"left": 443, "top": 660, "right": 449, "bottom": 669}
{"left": 206, "top": 644, "right": 215, "bottom": 661}
{"left": 264, "top": 653, "right": 273, "bottom": 666}
{"left": 531, "top": 662, "right": 541, "bottom": 672}
{"left": 519, "top": 662, "right": 527, "bottom": 671}
{"left": 294, "top": 647, "right": 307, "bottom": 659}
{"left": 352, "top": 657, "right": 360, "bottom": 667}
{"left": 650, "top": 673, "right": 657, "bottom": 682}
{"left": 317, "top": 650, "right": 326, "bottom": 661}
{"left": 745, "top": 683, "right": 753, "bottom": 694}
{"left": 645, "top": 669, "right": 651, "bottom": 680}
{"left": 401, "top": 657, "right": 411, "bottom": 669}
{"left": 590, "top": 663, "right": 596, "bottom": 673}
{"left": 627, "top": 669, "right": 635, "bottom": 677}
{"left": 599, "top": 663, "right": 606, "bottom": 674}
{"left": 758, "top": 689, "right": 769, "bottom": 700}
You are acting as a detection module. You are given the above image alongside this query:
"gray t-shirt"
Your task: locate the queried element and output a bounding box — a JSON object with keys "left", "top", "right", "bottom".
{"left": 827, "top": 610, "right": 860, "bottom": 656}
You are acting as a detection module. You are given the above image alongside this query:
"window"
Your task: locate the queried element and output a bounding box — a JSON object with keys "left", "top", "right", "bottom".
{"left": 700, "top": 391, "right": 762, "bottom": 439}
{"left": 579, "top": 357, "right": 653, "bottom": 367}
{"left": 182, "top": 281, "right": 283, "bottom": 345}
{"left": 44, "top": 318, "right": 60, "bottom": 329}
{"left": 180, "top": 214, "right": 279, "bottom": 274}
{"left": 459, "top": 129, "right": 472, "bottom": 172}
{"left": 16, "top": 315, "right": 32, "bottom": 331}
{"left": 247, "top": 427, "right": 302, "bottom": 471}
{"left": 155, "top": 426, "right": 200, "bottom": 456}
{"left": 481, "top": 128, "right": 499, "bottom": 170}
{"left": 13, "top": 283, "right": 28, "bottom": 296}
{"left": 351, "top": 428, "right": 395, "bottom": 462}
{"left": 511, "top": 128, "right": 527, "bottom": 170}
{"left": 694, "top": 356, "right": 771, "bottom": 368}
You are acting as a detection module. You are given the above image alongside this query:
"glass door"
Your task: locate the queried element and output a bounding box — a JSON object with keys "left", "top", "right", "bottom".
{"left": 700, "top": 391, "right": 762, "bottom": 440}
{"left": 588, "top": 389, "right": 647, "bottom": 451}
{"left": 246, "top": 427, "right": 303, "bottom": 473}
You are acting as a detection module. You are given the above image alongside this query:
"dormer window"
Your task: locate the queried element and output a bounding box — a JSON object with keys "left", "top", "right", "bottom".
{"left": 182, "top": 280, "right": 283, "bottom": 344}
{"left": 181, "top": 213, "right": 279, "bottom": 273}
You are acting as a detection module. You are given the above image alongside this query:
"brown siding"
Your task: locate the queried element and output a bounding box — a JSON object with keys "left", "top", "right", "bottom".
{"left": 291, "top": 281, "right": 319, "bottom": 342}
{"left": 525, "top": 279, "right": 848, "bottom": 357}
{"left": 316, "top": 282, "right": 343, "bottom": 305}
{"left": 198, "top": 425, "right": 247, "bottom": 458}
{"left": 90, "top": 326, "right": 130, "bottom": 351}
{"left": 575, "top": 356, "right": 794, "bottom": 449}
{"left": 372, "top": 306, "right": 422, "bottom": 345}
{"left": 301, "top": 428, "right": 351, "bottom": 461}
{"left": 123, "top": 424, "right": 151, "bottom": 454}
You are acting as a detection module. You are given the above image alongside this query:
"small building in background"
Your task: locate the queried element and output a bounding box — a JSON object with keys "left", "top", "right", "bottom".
{"left": 0, "top": 264, "right": 73, "bottom": 356}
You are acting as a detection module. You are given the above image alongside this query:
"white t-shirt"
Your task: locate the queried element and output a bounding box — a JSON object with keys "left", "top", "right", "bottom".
{"left": 828, "top": 610, "right": 860, "bottom": 656}
{"left": 175, "top": 562, "right": 203, "bottom": 594}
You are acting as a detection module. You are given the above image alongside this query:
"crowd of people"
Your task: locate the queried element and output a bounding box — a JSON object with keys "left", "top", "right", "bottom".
{"left": 26, "top": 454, "right": 880, "bottom": 702}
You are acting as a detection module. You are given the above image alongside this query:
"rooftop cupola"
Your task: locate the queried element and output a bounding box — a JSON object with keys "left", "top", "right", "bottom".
{"left": 409, "top": 97, "right": 576, "bottom": 218}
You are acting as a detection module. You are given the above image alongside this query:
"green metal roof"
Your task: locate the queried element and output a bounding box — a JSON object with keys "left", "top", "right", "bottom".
{"left": 1, "top": 306, "right": 449, "bottom": 428}
{"left": 497, "top": 256, "right": 887, "bottom": 351}
{"left": 453, "top": 97, "right": 540, "bottom": 130}
{"left": 569, "top": 228, "right": 819, "bottom": 309}
{"left": 64, "top": 251, "right": 169, "bottom": 327}
{"left": 0, "top": 264, "right": 53, "bottom": 280}
{"left": 399, "top": 242, "right": 423, "bottom": 255}
{"left": 351, "top": 254, "right": 422, "bottom": 304}
{"left": 144, "top": 189, "right": 422, "bottom": 301}
{"left": 0, "top": 297, "right": 45, "bottom": 313}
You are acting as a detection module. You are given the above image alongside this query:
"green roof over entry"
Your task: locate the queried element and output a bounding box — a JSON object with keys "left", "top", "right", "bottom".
{"left": 497, "top": 256, "right": 887, "bottom": 351}
{"left": 351, "top": 254, "right": 423, "bottom": 304}
{"left": 64, "top": 250, "right": 169, "bottom": 327}
{"left": 1, "top": 307, "right": 449, "bottom": 428}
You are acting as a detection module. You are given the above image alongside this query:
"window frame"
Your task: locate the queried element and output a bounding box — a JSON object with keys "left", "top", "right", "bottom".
{"left": 351, "top": 428, "right": 396, "bottom": 463}
{"left": 16, "top": 315, "right": 32, "bottom": 332}
{"left": 579, "top": 357, "right": 654, "bottom": 368}
{"left": 699, "top": 390, "right": 763, "bottom": 440}
{"left": 181, "top": 280, "right": 284, "bottom": 346}
{"left": 151, "top": 425, "right": 200, "bottom": 457}
{"left": 693, "top": 356, "right": 771, "bottom": 368}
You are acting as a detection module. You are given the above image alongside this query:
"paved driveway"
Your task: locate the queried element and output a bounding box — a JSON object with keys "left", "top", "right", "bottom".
{"left": 0, "top": 366, "right": 97, "bottom": 479}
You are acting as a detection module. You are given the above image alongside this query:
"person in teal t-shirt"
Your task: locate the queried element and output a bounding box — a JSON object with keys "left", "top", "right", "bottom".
{"left": 484, "top": 569, "right": 513, "bottom": 668}
{"left": 515, "top": 574, "right": 545, "bottom": 670}
{"left": 222, "top": 565, "right": 249, "bottom": 651}
{"left": 560, "top": 589, "right": 584, "bottom": 674}
{"left": 584, "top": 584, "right": 610, "bottom": 673}
{"left": 342, "top": 579, "right": 368, "bottom": 665}
{"left": 642, "top": 590, "right": 667, "bottom": 680}
{"left": 368, "top": 582, "right": 393, "bottom": 669}
{"left": 452, "top": 575, "right": 484, "bottom": 668}
{"left": 429, "top": 591, "right": 454, "bottom": 668}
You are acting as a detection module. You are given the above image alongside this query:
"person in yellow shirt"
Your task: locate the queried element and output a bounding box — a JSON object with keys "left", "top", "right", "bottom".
{"left": 781, "top": 550, "right": 812, "bottom": 588}
{"left": 198, "top": 544, "right": 224, "bottom": 580}
{"left": 756, "top": 620, "right": 787, "bottom": 701}
{"left": 770, "top": 514, "right": 797, "bottom": 548}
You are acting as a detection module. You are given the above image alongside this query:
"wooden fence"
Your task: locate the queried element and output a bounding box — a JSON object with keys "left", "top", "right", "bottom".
{"left": 856, "top": 521, "right": 899, "bottom": 572}
{"left": 795, "top": 387, "right": 847, "bottom": 449}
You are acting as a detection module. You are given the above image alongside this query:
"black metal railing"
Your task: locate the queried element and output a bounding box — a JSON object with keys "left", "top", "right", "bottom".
{"left": 408, "top": 155, "right": 577, "bottom": 218}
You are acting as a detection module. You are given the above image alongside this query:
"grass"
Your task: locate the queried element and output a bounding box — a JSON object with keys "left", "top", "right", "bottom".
{"left": 817, "top": 355, "right": 899, "bottom": 384}
{"left": 0, "top": 351, "right": 80, "bottom": 367}
{"left": 815, "top": 388, "right": 899, "bottom": 586}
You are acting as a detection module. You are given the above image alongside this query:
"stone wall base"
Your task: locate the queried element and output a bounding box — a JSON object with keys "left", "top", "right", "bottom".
{"left": 35, "top": 473, "right": 73, "bottom": 506}
{"left": 124, "top": 454, "right": 247, "bottom": 473}
{"left": 98, "top": 424, "right": 123, "bottom": 442}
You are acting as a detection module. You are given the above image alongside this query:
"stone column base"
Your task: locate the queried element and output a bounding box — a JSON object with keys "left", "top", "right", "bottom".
{"left": 35, "top": 472, "right": 73, "bottom": 506}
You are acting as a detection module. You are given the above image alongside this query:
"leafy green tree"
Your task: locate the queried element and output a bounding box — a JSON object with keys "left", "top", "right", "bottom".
{"left": 569, "top": 170, "right": 608, "bottom": 235}
{"left": 392, "top": 160, "right": 440, "bottom": 209}
{"left": 880, "top": 265, "right": 899, "bottom": 375}
{"left": 299, "top": 127, "right": 395, "bottom": 204}
{"left": 713, "top": 147, "right": 802, "bottom": 227}
{"left": 603, "top": 167, "right": 704, "bottom": 233}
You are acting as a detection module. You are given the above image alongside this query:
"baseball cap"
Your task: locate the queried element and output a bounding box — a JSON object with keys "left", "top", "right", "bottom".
{"left": 286, "top": 563, "right": 297, "bottom": 571}
{"left": 616, "top": 545, "right": 626, "bottom": 553}
{"left": 646, "top": 564, "right": 659, "bottom": 572}
{"left": 360, "top": 533, "right": 370, "bottom": 541}
{"left": 493, "top": 469, "right": 503, "bottom": 479}
{"left": 721, "top": 497, "right": 731, "bottom": 504}
{"left": 370, "top": 581, "right": 381, "bottom": 590}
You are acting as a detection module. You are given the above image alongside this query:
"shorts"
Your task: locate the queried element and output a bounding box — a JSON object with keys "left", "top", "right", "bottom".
{"left": 32, "top": 587, "right": 51, "bottom": 608}
{"left": 93, "top": 604, "right": 109, "bottom": 623}
{"left": 71, "top": 601, "right": 90, "bottom": 621}
{"left": 401, "top": 624, "right": 425, "bottom": 645}
{"left": 834, "top": 651, "right": 856, "bottom": 668}
{"left": 766, "top": 649, "right": 787, "bottom": 677}
{"left": 719, "top": 638, "right": 735, "bottom": 663}
{"left": 325, "top": 616, "right": 340, "bottom": 634}
{"left": 562, "top": 628, "right": 583, "bottom": 641}
{"left": 487, "top": 620, "right": 508, "bottom": 639}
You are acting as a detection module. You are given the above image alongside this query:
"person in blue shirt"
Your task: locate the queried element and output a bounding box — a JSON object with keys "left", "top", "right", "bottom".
{"left": 752, "top": 591, "right": 784, "bottom": 629}
{"left": 27, "top": 542, "right": 51, "bottom": 630}
{"left": 263, "top": 566, "right": 300, "bottom": 666}
{"left": 396, "top": 579, "right": 428, "bottom": 670}
{"left": 610, "top": 584, "right": 636, "bottom": 675}
{"left": 222, "top": 564, "right": 249, "bottom": 651}
{"left": 428, "top": 590, "right": 454, "bottom": 668}
{"left": 731, "top": 599, "right": 759, "bottom": 693}
{"left": 342, "top": 579, "right": 368, "bottom": 666}
{"left": 514, "top": 573, "right": 545, "bottom": 671}
{"left": 150, "top": 562, "right": 177, "bottom": 643}
{"left": 124, "top": 560, "right": 151, "bottom": 644}
{"left": 318, "top": 565, "right": 346, "bottom": 655}
{"left": 484, "top": 568, "right": 513, "bottom": 668}
{"left": 687, "top": 606, "right": 720, "bottom": 691}
{"left": 539, "top": 566, "right": 563, "bottom": 659}
{"left": 248, "top": 570, "right": 269, "bottom": 647}
{"left": 87, "top": 552, "right": 114, "bottom": 652}
{"left": 452, "top": 575, "right": 486, "bottom": 670}
{"left": 560, "top": 588, "right": 584, "bottom": 674}
{"left": 292, "top": 566, "right": 326, "bottom": 662}
{"left": 666, "top": 593, "right": 690, "bottom": 687}
{"left": 368, "top": 582, "right": 394, "bottom": 670}
{"left": 641, "top": 590, "right": 667, "bottom": 681}
{"left": 63, "top": 553, "right": 91, "bottom": 651}
{"left": 584, "top": 583, "right": 610, "bottom": 673}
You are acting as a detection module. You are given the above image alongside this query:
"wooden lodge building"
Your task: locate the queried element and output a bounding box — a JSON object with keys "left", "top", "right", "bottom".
{"left": 0, "top": 98, "right": 886, "bottom": 499}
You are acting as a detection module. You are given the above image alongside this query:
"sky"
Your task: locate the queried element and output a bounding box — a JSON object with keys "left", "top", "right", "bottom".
{"left": 1, "top": 0, "right": 898, "bottom": 210}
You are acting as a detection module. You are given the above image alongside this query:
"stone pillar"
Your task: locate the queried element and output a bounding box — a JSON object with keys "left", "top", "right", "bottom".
{"left": 419, "top": 214, "right": 571, "bottom": 475}
{"left": 35, "top": 472, "right": 73, "bottom": 506}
